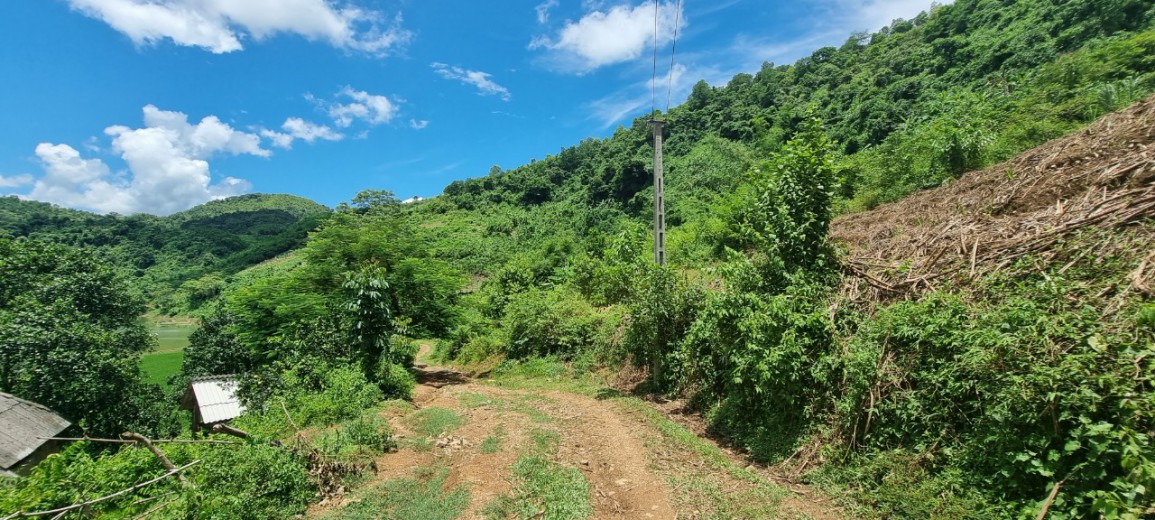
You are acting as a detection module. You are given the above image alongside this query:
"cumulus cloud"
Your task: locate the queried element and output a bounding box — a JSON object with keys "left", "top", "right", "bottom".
{"left": 431, "top": 63, "right": 511, "bottom": 101}
{"left": 535, "top": 0, "right": 558, "bottom": 24}
{"left": 282, "top": 117, "right": 345, "bottom": 142}
{"left": 409, "top": 119, "right": 429, "bottom": 130}
{"left": 328, "top": 87, "right": 399, "bottom": 127}
{"left": 68, "top": 0, "right": 413, "bottom": 55}
{"left": 26, "top": 105, "right": 263, "bottom": 215}
{"left": 260, "top": 129, "right": 295, "bottom": 149}
{"left": 0, "top": 174, "right": 33, "bottom": 188}
{"left": 832, "top": 0, "right": 942, "bottom": 33}
{"left": 530, "top": 1, "right": 684, "bottom": 73}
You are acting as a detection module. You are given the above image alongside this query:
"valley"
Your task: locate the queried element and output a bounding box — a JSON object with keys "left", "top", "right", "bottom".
{"left": 2, "top": 0, "right": 1154, "bottom": 518}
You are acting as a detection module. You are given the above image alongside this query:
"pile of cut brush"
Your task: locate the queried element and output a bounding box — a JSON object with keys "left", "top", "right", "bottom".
{"left": 833, "top": 94, "right": 1155, "bottom": 304}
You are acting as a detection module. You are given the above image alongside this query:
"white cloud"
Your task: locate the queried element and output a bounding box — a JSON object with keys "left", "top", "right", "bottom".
{"left": 535, "top": 0, "right": 559, "bottom": 24}
{"left": 0, "top": 174, "right": 33, "bottom": 188}
{"left": 68, "top": 0, "right": 413, "bottom": 56}
{"left": 260, "top": 129, "right": 295, "bottom": 149}
{"left": 530, "top": 1, "right": 684, "bottom": 73}
{"left": 328, "top": 87, "right": 399, "bottom": 127}
{"left": 25, "top": 105, "right": 263, "bottom": 215}
{"left": 431, "top": 63, "right": 511, "bottom": 101}
{"left": 409, "top": 119, "right": 429, "bottom": 130}
{"left": 281, "top": 117, "right": 344, "bottom": 143}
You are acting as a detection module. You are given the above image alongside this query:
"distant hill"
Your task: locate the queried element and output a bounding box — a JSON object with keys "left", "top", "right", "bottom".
{"left": 0, "top": 194, "right": 330, "bottom": 314}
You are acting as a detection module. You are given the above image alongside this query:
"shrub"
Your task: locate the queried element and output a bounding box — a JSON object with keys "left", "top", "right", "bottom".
{"left": 503, "top": 287, "right": 620, "bottom": 360}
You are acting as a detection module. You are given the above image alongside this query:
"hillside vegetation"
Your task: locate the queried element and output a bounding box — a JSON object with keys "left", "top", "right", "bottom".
{"left": 0, "top": 193, "right": 329, "bottom": 314}
{"left": 2, "top": 0, "right": 1154, "bottom": 518}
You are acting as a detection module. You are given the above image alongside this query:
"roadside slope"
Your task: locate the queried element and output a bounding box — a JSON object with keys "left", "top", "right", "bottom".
{"left": 833, "top": 93, "right": 1155, "bottom": 299}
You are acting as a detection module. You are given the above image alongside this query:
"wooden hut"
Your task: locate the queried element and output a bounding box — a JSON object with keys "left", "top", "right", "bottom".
{"left": 0, "top": 392, "right": 71, "bottom": 477}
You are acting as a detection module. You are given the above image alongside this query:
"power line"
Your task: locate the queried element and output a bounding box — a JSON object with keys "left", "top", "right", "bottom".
{"left": 665, "top": 0, "right": 682, "bottom": 114}
{"left": 650, "top": 0, "right": 659, "bottom": 117}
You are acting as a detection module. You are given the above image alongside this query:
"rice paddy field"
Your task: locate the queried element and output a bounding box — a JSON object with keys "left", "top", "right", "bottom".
{"left": 140, "top": 323, "right": 195, "bottom": 388}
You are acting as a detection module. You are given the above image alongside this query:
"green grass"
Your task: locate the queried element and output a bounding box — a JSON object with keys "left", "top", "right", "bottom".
{"left": 153, "top": 324, "right": 194, "bottom": 353}
{"left": 483, "top": 456, "right": 593, "bottom": 520}
{"left": 140, "top": 324, "right": 195, "bottom": 388}
{"left": 480, "top": 425, "right": 506, "bottom": 454}
{"left": 140, "top": 351, "right": 183, "bottom": 387}
{"left": 324, "top": 465, "right": 469, "bottom": 520}
{"left": 405, "top": 407, "right": 465, "bottom": 438}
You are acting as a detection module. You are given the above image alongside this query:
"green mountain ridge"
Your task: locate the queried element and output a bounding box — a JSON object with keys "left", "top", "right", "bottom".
{"left": 0, "top": 193, "right": 330, "bottom": 313}
{"left": 3, "top": 1, "right": 1155, "bottom": 516}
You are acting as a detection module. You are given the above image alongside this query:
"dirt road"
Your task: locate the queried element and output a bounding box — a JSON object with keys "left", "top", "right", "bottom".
{"left": 313, "top": 346, "right": 842, "bottom": 519}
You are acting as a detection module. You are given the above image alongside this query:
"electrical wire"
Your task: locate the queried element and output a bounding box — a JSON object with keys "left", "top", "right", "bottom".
{"left": 665, "top": 0, "right": 682, "bottom": 114}
{"left": 651, "top": 0, "right": 659, "bottom": 118}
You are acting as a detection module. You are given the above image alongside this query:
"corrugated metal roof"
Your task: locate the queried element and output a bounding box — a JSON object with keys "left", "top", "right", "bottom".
{"left": 0, "top": 393, "right": 70, "bottom": 470}
{"left": 182, "top": 376, "right": 245, "bottom": 424}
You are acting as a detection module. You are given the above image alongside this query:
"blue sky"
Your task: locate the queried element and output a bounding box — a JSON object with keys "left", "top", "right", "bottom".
{"left": 0, "top": 0, "right": 936, "bottom": 215}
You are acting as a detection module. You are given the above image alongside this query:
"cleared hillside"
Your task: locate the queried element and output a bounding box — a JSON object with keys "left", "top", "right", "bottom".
{"left": 835, "top": 93, "right": 1155, "bottom": 300}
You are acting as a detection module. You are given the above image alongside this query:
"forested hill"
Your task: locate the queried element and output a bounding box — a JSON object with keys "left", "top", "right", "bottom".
{"left": 3, "top": 0, "right": 1155, "bottom": 518}
{"left": 0, "top": 193, "right": 329, "bottom": 313}
{"left": 434, "top": 0, "right": 1154, "bottom": 219}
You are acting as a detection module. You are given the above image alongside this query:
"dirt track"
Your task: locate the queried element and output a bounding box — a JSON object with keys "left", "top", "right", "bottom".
{"left": 313, "top": 344, "right": 843, "bottom": 519}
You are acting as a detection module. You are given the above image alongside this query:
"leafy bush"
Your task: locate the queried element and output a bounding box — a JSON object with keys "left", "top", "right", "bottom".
{"left": 830, "top": 290, "right": 1155, "bottom": 518}
{"left": 503, "top": 287, "right": 623, "bottom": 360}
{"left": 316, "top": 413, "right": 397, "bottom": 457}
{"left": 243, "top": 360, "right": 385, "bottom": 427}
{"left": 0, "top": 440, "right": 313, "bottom": 519}
{"left": 194, "top": 443, "right": 313, "bottom": 518}
{"left": 0, "top": 238, "right": 173, "bottom": 437}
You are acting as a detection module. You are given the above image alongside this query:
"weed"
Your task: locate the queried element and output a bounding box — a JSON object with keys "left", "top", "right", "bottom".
{"left": 483, "top": 456, "right": 593, "bottom": 520}
{"left": 327, "top": 465, "right": 469, "bottom": 520}
{"left": 405, "top": 407, "right": 465, "bottom": 438}
{"left": 480, "top": 425, "right": 506, "bottom": 454}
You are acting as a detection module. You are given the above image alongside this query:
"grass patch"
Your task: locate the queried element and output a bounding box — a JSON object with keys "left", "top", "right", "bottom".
{"left": 483, "top": 456, "right": 593, "bottom": 520}
{"left": 139, "top": 350, "right": 183, "bottom": 388}
{"left": 326, "top": 465, "right": 469, "bottom": 520}
{"left": 153, "top": 324, "right": 194, "bottom": 353}
{"left": 480, "top": 425, "right": 506, "bottom": 454}
{"left": 528, "top": 427, "right": 561, "bottom": 455}
{"left": 612, "top": 397, "right": 792, "bottom": 518}
{"left": 139, "top": 323, "right": 195, "bottom": 388}
{"left": 459, "top": 392, "right": 498, "bottom": 408}
{"left": 405, "top": 407, "right": 465, "bottom": 438}
{"left": 459, "top": 391, "right": 557, "bottom": 423}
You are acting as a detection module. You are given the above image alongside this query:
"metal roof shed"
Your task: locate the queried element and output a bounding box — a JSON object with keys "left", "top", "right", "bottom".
{"left": 179, "top": 375, "right": 246, "bottom": 437}
{"left": 0, "top": 392, "right": 71, "bottom": 478}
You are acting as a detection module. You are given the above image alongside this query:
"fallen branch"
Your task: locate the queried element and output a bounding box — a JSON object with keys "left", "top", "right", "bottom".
{"left": 1035, "top": 480, "right": 1065, "bottom": 520}
{"left": 210, "top": 423, "right": 250, "bottom": 439}
{"left": 39, "top": 437, "right": 239, "bottom": 445}
{"left": 1, "top": 461, "right": 199, "bottom": 519}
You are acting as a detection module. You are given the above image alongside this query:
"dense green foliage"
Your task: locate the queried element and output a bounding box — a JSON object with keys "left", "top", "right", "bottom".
{"left": 0, "top": 238, "right": 171, "bottom": 437}
{"left": 0, "top": 193, "right": 329, "bottom": 314}
{"left": 409, "top": 1, "right": 1155, "bottom": 517}
{"left": 4, "top": 0, "right": 1155, "bottom": 517}
{"left": 0, "top": 363, "right": 394, "bottom": 519}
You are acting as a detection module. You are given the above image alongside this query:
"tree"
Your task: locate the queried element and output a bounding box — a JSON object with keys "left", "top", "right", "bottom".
{"left": 0, "top": 238, "right": 168, "bottom": 436}
{"left": 743, "top": 112, "right": 837, "bottom": 276}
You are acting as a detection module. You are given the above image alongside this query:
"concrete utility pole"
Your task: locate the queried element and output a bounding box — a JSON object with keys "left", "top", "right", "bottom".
{"left": 649, "top": 119, "right": 667, "bottom": 266}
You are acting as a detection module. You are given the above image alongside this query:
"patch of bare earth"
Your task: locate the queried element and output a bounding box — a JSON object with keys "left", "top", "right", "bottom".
{"left": 316, "top": 344, "right": 686, "bottom": 519}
